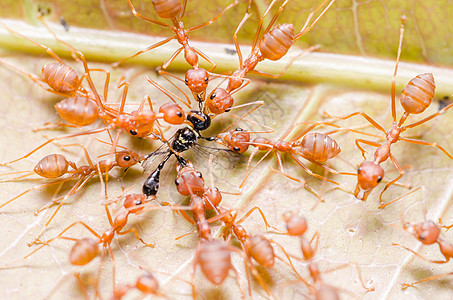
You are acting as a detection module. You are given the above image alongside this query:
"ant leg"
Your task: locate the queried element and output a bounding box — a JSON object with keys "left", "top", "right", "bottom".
{"left": 379, "top": 154, "right": 404, "bottom": 205}
{"left": 323, "top": 111, "right": 387, "bottom": 134}
{"left": 270, "top": 240, "right": 312, "bottom": 289}
{"left": 0, "top": 177, "right": 73, "bottom": 209}
{"left": 377, "top": 186, "right": 423, "bottom": 209}
{"left": 27, "top": 220, "right": 100, "bottom": 249}
{"left": 0, "top": 58, "right": 50, "bottom": 89}
{"left": 233, "top": 12, "right": 252, "bottom": 67}
{"left": 402, "top": 272, "right": 453, "bottom": 289}
{"left": 294, "top": 0, "right": 336, "bottom": 40}
{"left": 188, "top": 0, "right": 239, "bottom": 32}
{"left": 126, "top": 0, "right": 171, "bottom": 28}
{"left": 393, "top": 243, "right": 449, "bottom": 264}
{"left": 112, "top": 36, "right": 174, "bottom": 68}
{"left": 251, "top": 0, "right": 280, "bottom": 48}
{"left": 248, "top": 45, "right": 320, "bottom": 78}
{"left": 269, "top": 166, "right": 324, "bottom": 202}
{"left": 157, "top": 70, "right": 192, "bottom": 105}
{"left": 239, "top": 149, "right": 272, "bottom": 189}
{"left": 0, "top": 170, "right": 36, "bottom": 182}
{"left": 390, "top": 16, "right": 406, "bottom": 122}
{"left": 236, "top": 206, "right": 280, "bottom": 232}
{"left": 162, "top": 47, "right": 184, "bottom": 69}
{"left": 402, "top": 100, "right": 453, "bottom": 130}
{"left": 356, "top": 139, "right": 380, "bottom": 160}
{"left": 118, "top": 228, "right": 155, "bottom": 248}
{"left": 0, "top": 21, "right": 64, "bottom": 63}
{"left": 400, "top": 137, "right": 453, "bottom": 160}
{"left": 145, "top": 75, "right": 190, "bottom": 108}
{"left": 179, "top": 0, "right": 188, "bottom": 18}
{"left": 192, "top": 47, "right": 216, "bottom": 71}
{"left": 290, "top": 154, "right": 354, "bottom": 194}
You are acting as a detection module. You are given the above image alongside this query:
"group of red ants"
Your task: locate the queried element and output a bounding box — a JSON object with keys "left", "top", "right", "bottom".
{"left": 1, "top": 0, "right": 453, "bottom": 299}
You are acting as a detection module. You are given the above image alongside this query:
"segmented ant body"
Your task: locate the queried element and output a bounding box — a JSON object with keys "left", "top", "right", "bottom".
{"left": 228, "top": 125, "right": 347, "bottom": 200}
{"left": 283, "top": 212, "right": 372, "bottom": 297}
{"left": 113, "top": 0, "right": 238, "bottom": 69}
{"left": 205, "top": 0, "right": 335, "bottom": 116}
{"left": 326, "top": 17, "right": 453, "bottom": 204}
{"left": 24, "top": 193, "right": 154, "bottom": 297}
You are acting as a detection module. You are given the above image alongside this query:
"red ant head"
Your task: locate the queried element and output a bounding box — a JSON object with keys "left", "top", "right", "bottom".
{"left": 126, "top": 110, "right": 157, "bottom": 137}
{"left": 220, "top": 128, "right": 251, "bottom": 153}
{"left": 116, "top": 150, "right": 141, "bottom": 168}
{"left": 357, "top": 161, "right": 384, "bottom": 190}
{"left": 258, "top": 24, "right": 295, "bottom": 61}
{"left": 123, "top": 194, "right": 148, "bottom": 214}
{"left": 69, "top": 238, "right": 99, "bottom": 266}
{"left": 185, "top": 68, "right": 209, "bottom": 95}
{"left": 205, "top": 88, "right": 233, "bottom": 115}
{"left": 203, "top": 187, "right": 222, "bottom": 210}
{"left": 159, "top": 102, "right": 185, "bottom": 125}
{"left": 404, "top": 221, "right": 440, "bottom": 245}
{"left": 152, "top": 0, "right": 181, "bottom": 19}
{"left": 283, "top": 212, "right": 307, "bottom": 236}
{"left": 136, "top": 273, "right": 160, "bottom": 295}
{"left": 175, "top": 164, "right": 205, "bottom": 196}
{"left": 184, "top": 47, "right": 199, "bottom": 68}
{"left": 400, "top": 73, "right": 435, "bottom": 115}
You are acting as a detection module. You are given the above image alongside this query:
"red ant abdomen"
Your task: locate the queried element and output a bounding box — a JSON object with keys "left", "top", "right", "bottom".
{"left": 152, "top": 0, "right": 181, "bottom": 19}
{"left": 198, "top": 239, "right": 230, "bottom": 285}
{"left": 299, "top": 133, "right": 340, "bottom": 162}
{"left": 33, "top": 154, "right": 69, "bottom": 178}
{"left": 400, "top": 73, "right": 435, "bottom": 114}
{"left": 259, "top": 24, "right": 295, "bottom": 61}
{"left": 55, "top": 97, "right": 99, "bottom": 126}
{"left": 42, "top": 63, "right": 80, "bottom": 96}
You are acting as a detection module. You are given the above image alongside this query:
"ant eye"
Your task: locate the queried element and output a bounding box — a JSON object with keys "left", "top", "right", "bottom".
{"left": 210, "top": 93, "right": 216, "bottom": 100}
{"left": 130, "top": 130, "right": 138, "bottom": 135}
{"left": 204, "top": 77, "right": 208, "bottom": 83}
{"left": 225, "top": 108, "right": 231, "bottom": 112}
{"left": 123, "top": 156, "right": 131, "bottom": 161}
{"left": 135, "top": 200, "right": 142, "bottom": 205}
{"left": 233, "top": 147, "right": 240, "bottom": 152}
{"left": 357, "top": 167, "right": 362, "bottom": 174}
{"left": 377, "top": 176, "right": 382, "bottom": 183}
{"left": 419, "top": 234, "right": 425, "bottom": 240}
{"left": 185, "top": 79, "right": 188, "bottom": 84}
{"left": 196, "top": 172, "right": 202, "bottom": 178}
{"left": 235, "top": 128, "right": 243, "bottom": 131}
{"left": 177, "top": 111, "right": 183, "bottom": 117}
{"left": 175, "top": 179, "right": 179, "bottom": 186}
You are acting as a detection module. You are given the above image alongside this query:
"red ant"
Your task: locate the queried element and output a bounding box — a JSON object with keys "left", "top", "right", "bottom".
{"left": 20, "top": 192, "right": 156, "bottom": 298}
{"left": 204, "top": 0, "right": 335, "bottom": 116}
{"left": 392, "top": 197, "right": 453, "bottom": 289}
{"left": 0, "top": 144, "right": 144, "bottom": 244}
{"left": 161, "top": 161, "right": 252, "bottom": 297}
{"left": 324, "top": 16, "right": 453, "bottom": 205}
{"left": 112, "top": 0, "right": 238, "bottom": 70}
{"left": 283, "top": 212, "right": 373, "bottom": 297}
{"left": 218, "top": 122, "right": 359, "bottom": 200}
